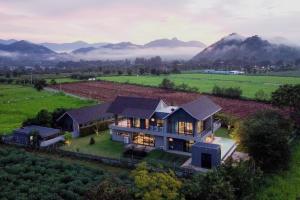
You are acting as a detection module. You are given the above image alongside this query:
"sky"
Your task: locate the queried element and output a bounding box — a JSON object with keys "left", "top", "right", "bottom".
{"left": 0, "top": 0, "right": 299, "bottom": 45}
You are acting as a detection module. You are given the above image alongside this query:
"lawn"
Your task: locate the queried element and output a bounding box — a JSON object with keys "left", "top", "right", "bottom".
{"left": 215, "top": 127, "right": 231, "bottom": 138}
{"left": 99, "top": 73, "right": 300, "bottom": 99}
{"left": 257, "top": 139, "right": 300, "bottom": 200}
{"left": 61, "top": 131, "right": 124, "bottom": 158}
{"left": 0, "top": 84, "right": 94, "bottom": 134}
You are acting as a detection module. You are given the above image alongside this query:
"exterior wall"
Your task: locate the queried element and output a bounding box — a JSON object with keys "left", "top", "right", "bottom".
{"left": 166, "top": 108, "right": 197, "bottom": 135}
{"left": 155, "top": 136, "right": 164, "bottom": 149}
{"left": 72, "top": 121, "right": 80, "bottom": 138}
{"left": 191, "top": 143, "right": 221, "bottom": 168}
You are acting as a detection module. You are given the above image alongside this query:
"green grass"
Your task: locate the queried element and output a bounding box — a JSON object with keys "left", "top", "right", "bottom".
{"left": 215, "top": 127, "right": 231, "bottom": 139}
{"left": 144, "top": 149, "right": 189, "bottom": 166}
{"left": 264, "top": 69, "right": 300, "bottom": 77}
{"left": 257, "top": 139, "right": 300, "bottom": 200}
{"left": 46, "top": 77, "right": 80, "bottom": 84}
{"left": 0, "top": 84, "right": 94, "bottom": 134}
{"left": 99, "top": 73, "right": 300, "bottom": 99}
{"left": 61, "top": 131, "right": 124, "bottom": 158}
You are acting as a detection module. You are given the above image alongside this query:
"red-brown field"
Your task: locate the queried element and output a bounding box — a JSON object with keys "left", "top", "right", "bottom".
{"left": 49, "top": 81, "right": 285, "bottom": 118}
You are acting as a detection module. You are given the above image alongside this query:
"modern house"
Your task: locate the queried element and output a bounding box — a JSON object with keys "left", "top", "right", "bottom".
{"left": 57, "top": 103, "right": 113, "bottom": 137}
{"left": 107, "top": 96, "right": 236, "bottom": 169}
{"left": 11, "top": 125, "right": 63, "bottom": 147}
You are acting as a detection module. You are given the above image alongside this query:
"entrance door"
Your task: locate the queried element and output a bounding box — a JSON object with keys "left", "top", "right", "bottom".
{"left": 201, "top": 153, "right": 212, "bottom": 169}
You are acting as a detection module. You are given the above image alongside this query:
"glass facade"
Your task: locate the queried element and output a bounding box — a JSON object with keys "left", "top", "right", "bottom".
{"left": 176, "top": 121, "right": 193, "bottom": 135}
{"left": 133, "top": 133, "right": 155, "bottom": 147}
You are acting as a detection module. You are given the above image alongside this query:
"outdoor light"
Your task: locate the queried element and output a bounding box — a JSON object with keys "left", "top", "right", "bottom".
{"left": 151, "top": 118, "right": 155, "bottom": 122}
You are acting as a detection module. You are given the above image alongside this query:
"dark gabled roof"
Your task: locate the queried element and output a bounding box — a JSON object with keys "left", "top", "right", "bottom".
{"left": 107, "top": 96, "right": 161, "bottom": 119}
{"left": 152, "top": 112, "right": 169, "bottom": 119}
{"left": 180, "top": 96, "right": 221, "bottom": 120}
{"left": 60, "top": 102, "right": 113, "bottom": 125}
{"left": 14, "top": 125, "right": 60, "bottom": 139}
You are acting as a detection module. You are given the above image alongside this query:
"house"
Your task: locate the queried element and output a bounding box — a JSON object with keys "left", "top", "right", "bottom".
{"left": 12, "top": 125, "right": 62, "bottom": 147}
{"left": 57, "top": 103, "right": 113, "bottom": 137}
{"left": 107, "top": 96, "right": 236, "bottom": 169}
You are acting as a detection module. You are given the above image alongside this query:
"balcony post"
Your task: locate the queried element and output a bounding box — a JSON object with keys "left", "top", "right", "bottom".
{"left": 114, "top": 114, "right": 118, "bottom": 125}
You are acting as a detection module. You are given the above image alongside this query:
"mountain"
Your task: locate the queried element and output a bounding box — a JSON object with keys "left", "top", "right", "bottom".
{"left": 101, "top": 42, "right": 142, "bottom": 49}
{"left": 144, "top": 37, "right": 206, "bottom": 48}
{"left": 41, "top": 41, "right": 108, "bottom": 52}
{"left": 0, "top": 40, "right": 56, "bottom": 54}
{"left": 192, "top": 33, "right": 300, "bottom": 66}
{"left": 72, "top": 47, "right": 97, "bottom": 54}
{"left": 0, "top": 39, "right": 18, "bottom": 45}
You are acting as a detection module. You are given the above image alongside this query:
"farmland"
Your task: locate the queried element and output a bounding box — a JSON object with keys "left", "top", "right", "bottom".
{"left": 49, "top": 81, "right": 286, "bottom": 118}
{"left": 0, "top": 146, "right": 128, "bottom": 200}
{"left": 0, "top": 84, "right": 94, "bottom": 134}
{"left": 99, "top": 73, "right": 300, "bottom": 99}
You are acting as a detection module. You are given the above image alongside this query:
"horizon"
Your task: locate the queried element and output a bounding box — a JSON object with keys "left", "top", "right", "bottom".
{"left": 0, "top": 0, "right": 299, "bottom": 45}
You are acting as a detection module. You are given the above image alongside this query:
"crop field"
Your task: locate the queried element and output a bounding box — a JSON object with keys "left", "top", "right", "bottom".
{"left": 99, "top": 73, "right": 300, "bottom": 99}
{"left": 0, "top": 147, "right": 121, "bottom": 200}
{"left": 49, "top": 81, "right": 286, "bottom": 119}
{"left": 0, "top": 84, "right": 94, "bottom": 134}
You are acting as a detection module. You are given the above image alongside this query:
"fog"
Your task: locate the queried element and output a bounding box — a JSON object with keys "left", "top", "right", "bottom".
{"left": 71, "top": 47, "right": 204, "bottom": 61}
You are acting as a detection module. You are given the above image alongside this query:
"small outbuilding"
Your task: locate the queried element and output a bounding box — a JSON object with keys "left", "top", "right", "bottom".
{"left": 12, "top": 125, "right": 61, "bottom": 146}
{"left": 191, "top": 142, "right": 221, "bottom": 169}
{"left": 57, "top": 102, "right": 113, "bottom": 137}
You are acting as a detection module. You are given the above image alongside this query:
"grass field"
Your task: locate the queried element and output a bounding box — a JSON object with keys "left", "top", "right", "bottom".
{"left": 0, "top": 84, "right": 94, "bottom": 134}
{"left": 61, "top": 131, "right": 124, "bottom": 158}
{"left": 99, "top": 73, "right": 300, "bottom": 99}
{"left": 263, "top": 69, "right": 300, "bottom": 77}
{"left": 257, "top": 139, "right": 300, "bottom": 200}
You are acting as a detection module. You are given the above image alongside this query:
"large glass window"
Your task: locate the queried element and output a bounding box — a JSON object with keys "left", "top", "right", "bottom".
{"left": 157, "top": 119, "right": 164, "bottom": 127}
{"left": 133, "top": 118, "right": 140, "bottom": 128}
{"left": 177, "top": 121, "right": 193, "bottom": 135}
{"left": 133, "top": 133, "right": 155, "bottom": 147}
{"left": 197, "top": 121, "right": 203, "bottom": 133}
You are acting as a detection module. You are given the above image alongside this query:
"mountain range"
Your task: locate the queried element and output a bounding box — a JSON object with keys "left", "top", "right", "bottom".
{"left": 0, "top": 34, "right": 300, "bottom": 67}
{"left": 192, "top": 33, "right": 300, "bottom": 66}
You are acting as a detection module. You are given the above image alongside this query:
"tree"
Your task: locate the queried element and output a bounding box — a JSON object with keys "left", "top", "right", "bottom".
{"left": 51, "top": 108, "right": 67, "bottom": 127}
{"left": 183, "top": 168, "right": 235, "bottom": 200}
{"left": 50, "top": 79, "right": 57, "bottom": 85}
{"left": 89, "top": 137, "right": 95, "bottom": 145}
{"left": 159, "top": 78, "right": 175, "bottom": 90}
{"left": 86, "top": 177, "right": 133, "bottom": 200}
{"left": 29, "top": 130, "right": 41, "bottom": 149}
{"left": 240, "top": 110, "right": 292, "bottom": 172}
{"left": 34, "top": 79, "right": 47, "bottom": 91}
{"left": 182, "top": 160, "right": 262, "bottom": 200}
{"left": 131, "top": 162, "right": 182, "bottom": 200}
{"left": 271, "top": 84, "right": 300, "bottom": 127}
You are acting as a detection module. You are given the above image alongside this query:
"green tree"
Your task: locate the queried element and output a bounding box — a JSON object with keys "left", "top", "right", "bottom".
{"left": 50, "top": 79, "right": 57, "bottom": 85}
{"left": 159, "top": 78, "right": 175, "bottom": 90}
{"left": 131, "top": 162, "right": 182, "bottom": 200}
{"left": 183, "top": 168, "right": 235, "bottom": 200}
{"left": 29, "top": 130, "right": 40, "bottom": 149}
{"left": 34, "top": 79, "right": 47, "bottom": 91}
{"left": 271, "top": 84, "right": 300, "bottom": 127}
{"left": 240, "top": 110, "right": 292, "bottom": 172}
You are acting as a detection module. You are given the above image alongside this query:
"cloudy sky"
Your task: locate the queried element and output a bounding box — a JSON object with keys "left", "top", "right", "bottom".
{"left": 0, "top": 0, "right": 299, "bottom": 45}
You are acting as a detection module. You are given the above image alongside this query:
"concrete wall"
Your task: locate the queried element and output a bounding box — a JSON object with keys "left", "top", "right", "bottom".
{"left": 191, "top": 142, "right": 221, "bottom": 169}
{"left": 155, "top": 136, "right": 164, "bottom": 149}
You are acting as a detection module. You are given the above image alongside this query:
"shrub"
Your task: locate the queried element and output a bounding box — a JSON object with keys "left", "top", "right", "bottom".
{"left": 89, "top": 137, "right": 95, "bottom": 145}
{"left": 159, "top": 78, "right": 175, "bottom": 90}
{"left": 33, "top": 79, "right": 47, "bottom": 91}
{"left": 212, "top": 85, "right": 242, "bottom": 99}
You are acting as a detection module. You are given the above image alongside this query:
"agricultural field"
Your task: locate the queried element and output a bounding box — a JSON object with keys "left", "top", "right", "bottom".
{"left": 49, "top": 81, "right": 285, "bottom": 118}
{"left": 0, "top": 146, "right": 126, "bottom": 200}
{"left": 0, "top": 84, "right": 94, "bottom": 134}
{"left": 99, "top": 73, "right": 300, "bottom": 99}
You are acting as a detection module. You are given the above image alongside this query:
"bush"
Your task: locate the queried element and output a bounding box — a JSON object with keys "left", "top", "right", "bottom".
{"left": 33, "top": 79, "right": 47, "bottom": 91}
{"left": 212, "top": 85, "right": 242, "bottom": 99}
{"left": 89, "top": 137, "right": 95, "bottom": 145}
{"left": 159, "top": 78, "right": 175, "bottom": 90}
